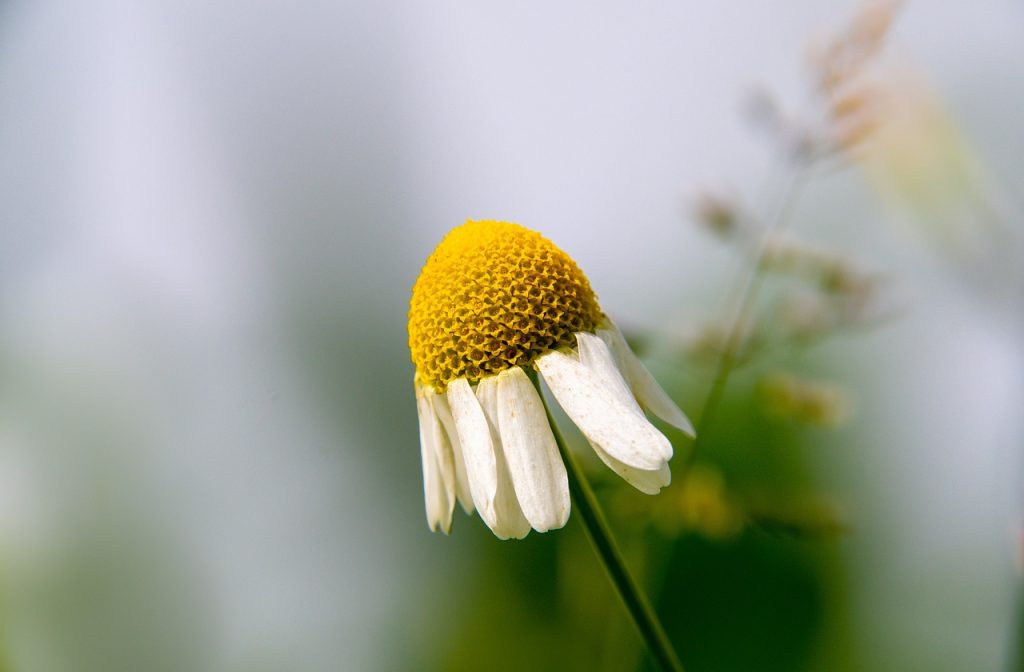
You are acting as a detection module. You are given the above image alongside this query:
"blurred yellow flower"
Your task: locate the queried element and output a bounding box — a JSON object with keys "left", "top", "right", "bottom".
{"left": 757, "top": 371, "right": 851, "bottom": 427}
{"left": 678, "top": 466, "right": 745, "bottom": 539}
{"left": 409, "top": 220, "right": 695, "bottom": 539}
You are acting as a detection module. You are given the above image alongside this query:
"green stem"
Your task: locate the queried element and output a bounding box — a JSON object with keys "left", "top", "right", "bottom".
{"left": 537, "top": 384, "right": 686, "bottom": 672}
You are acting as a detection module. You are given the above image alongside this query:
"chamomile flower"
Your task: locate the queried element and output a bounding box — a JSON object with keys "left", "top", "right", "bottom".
{"left": 409, "top": 220, "right": 695, "bottom": 539}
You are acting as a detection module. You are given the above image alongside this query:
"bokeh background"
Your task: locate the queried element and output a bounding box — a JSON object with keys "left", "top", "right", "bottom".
{"left": 1, "top": 1, "right": 1022, "bottom": 670}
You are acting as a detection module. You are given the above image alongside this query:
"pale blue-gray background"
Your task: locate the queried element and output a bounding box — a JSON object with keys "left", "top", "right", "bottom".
{"left": 0, "top": 1, "right": 1021, "bottom": 670}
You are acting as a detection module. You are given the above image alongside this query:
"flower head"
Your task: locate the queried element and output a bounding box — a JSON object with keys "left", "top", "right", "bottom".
{"left": 410, "top": 220, "right": 695, "bottom": 539}
{"left": 409, "top": 220, "right": 602, "bottom": 390}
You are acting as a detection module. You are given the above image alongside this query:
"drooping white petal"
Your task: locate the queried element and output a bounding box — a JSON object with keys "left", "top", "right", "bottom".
{"left": 476, "top": 377, "right": 531, "bottom": 540}
{"left": 416, "top": 382, "right": 455, "bottom": 532}
{"left": 430, "top": 388, "right": 474, "bottom": 514}
{"left": 588, "top": 439, "right": 671, "bottom": 495}
{"left": 494, "top": 367, "right": 570, "bottom": 532}
{"left": 567, "top": 337, "right": 673, "bottom": 494}
{"left": 419, "top": 442, "right": 450, "bottom": 529}
{"left": 575, "top": 331, "right": 643, "bottom": 416}
{"left": 537, "top": 349, "right": 671, "bottom": 470}
{"left": 599, "top": 321, "right": 696, "bottom": 438}
{"left": 447, "top": 378, "right": 499, "bottom": 530}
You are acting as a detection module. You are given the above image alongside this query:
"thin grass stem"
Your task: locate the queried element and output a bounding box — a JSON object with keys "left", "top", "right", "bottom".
{"left": 680, "top": 167, "right": 809, "bottom": 473}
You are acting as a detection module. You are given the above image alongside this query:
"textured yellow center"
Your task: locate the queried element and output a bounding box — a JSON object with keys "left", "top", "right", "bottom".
{"left": 409, "top": 220, "right": 603, "bottom": 390}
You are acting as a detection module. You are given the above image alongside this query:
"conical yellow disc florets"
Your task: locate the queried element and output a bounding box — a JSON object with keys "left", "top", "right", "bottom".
{"left": 409, "top": 220, "right": 603, "bottom": 391}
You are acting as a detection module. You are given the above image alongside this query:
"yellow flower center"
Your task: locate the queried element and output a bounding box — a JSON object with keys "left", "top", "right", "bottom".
{"left": 409, "top": 220, "right": 603, "bottom": 390}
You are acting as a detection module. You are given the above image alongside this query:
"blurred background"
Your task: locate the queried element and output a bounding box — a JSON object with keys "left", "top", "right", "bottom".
{"left": 0, "top": 1, "right": 1021, "bottom": 670}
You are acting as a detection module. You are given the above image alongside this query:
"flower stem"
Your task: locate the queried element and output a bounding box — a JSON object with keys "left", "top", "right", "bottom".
{"left": 538, "top": 388, "right": 686, "bottom": 672}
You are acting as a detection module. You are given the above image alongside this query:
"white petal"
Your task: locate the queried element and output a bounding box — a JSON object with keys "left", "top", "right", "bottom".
{"left": 447, "top": 378, "right": 499, "bottom": 530}
{"left": 494, "top": 367, "right": 570, "bottom": 532}
{"left": 588, "top": 440, "right": 671, "bottom": 495}
{"left": 575, "top": 331, "right": 643, "bottom": 415}
{"left": 430, "top": 389, "right": 474, "bottom": 514}
{"left": 551, "top": 340, "right": 672, "bottom": 494}
{"left": 537, "top": 349, "right": 671, "bottom": 470}
{"left": 416, "top": 382, "right": 454, "bottom": 532}
{"left": 599, "top": 321, "right": 696, "bottom": 438}
{"left": 476, "top": 377, "right": 531, "bottom": 540}
{"left": 423, "top": 387, "right": 458, "bottom": 519}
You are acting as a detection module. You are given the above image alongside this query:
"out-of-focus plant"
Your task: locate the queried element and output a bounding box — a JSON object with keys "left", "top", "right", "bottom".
{"left": 411, "top": 2, "right": 1021, "bottom": 670}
